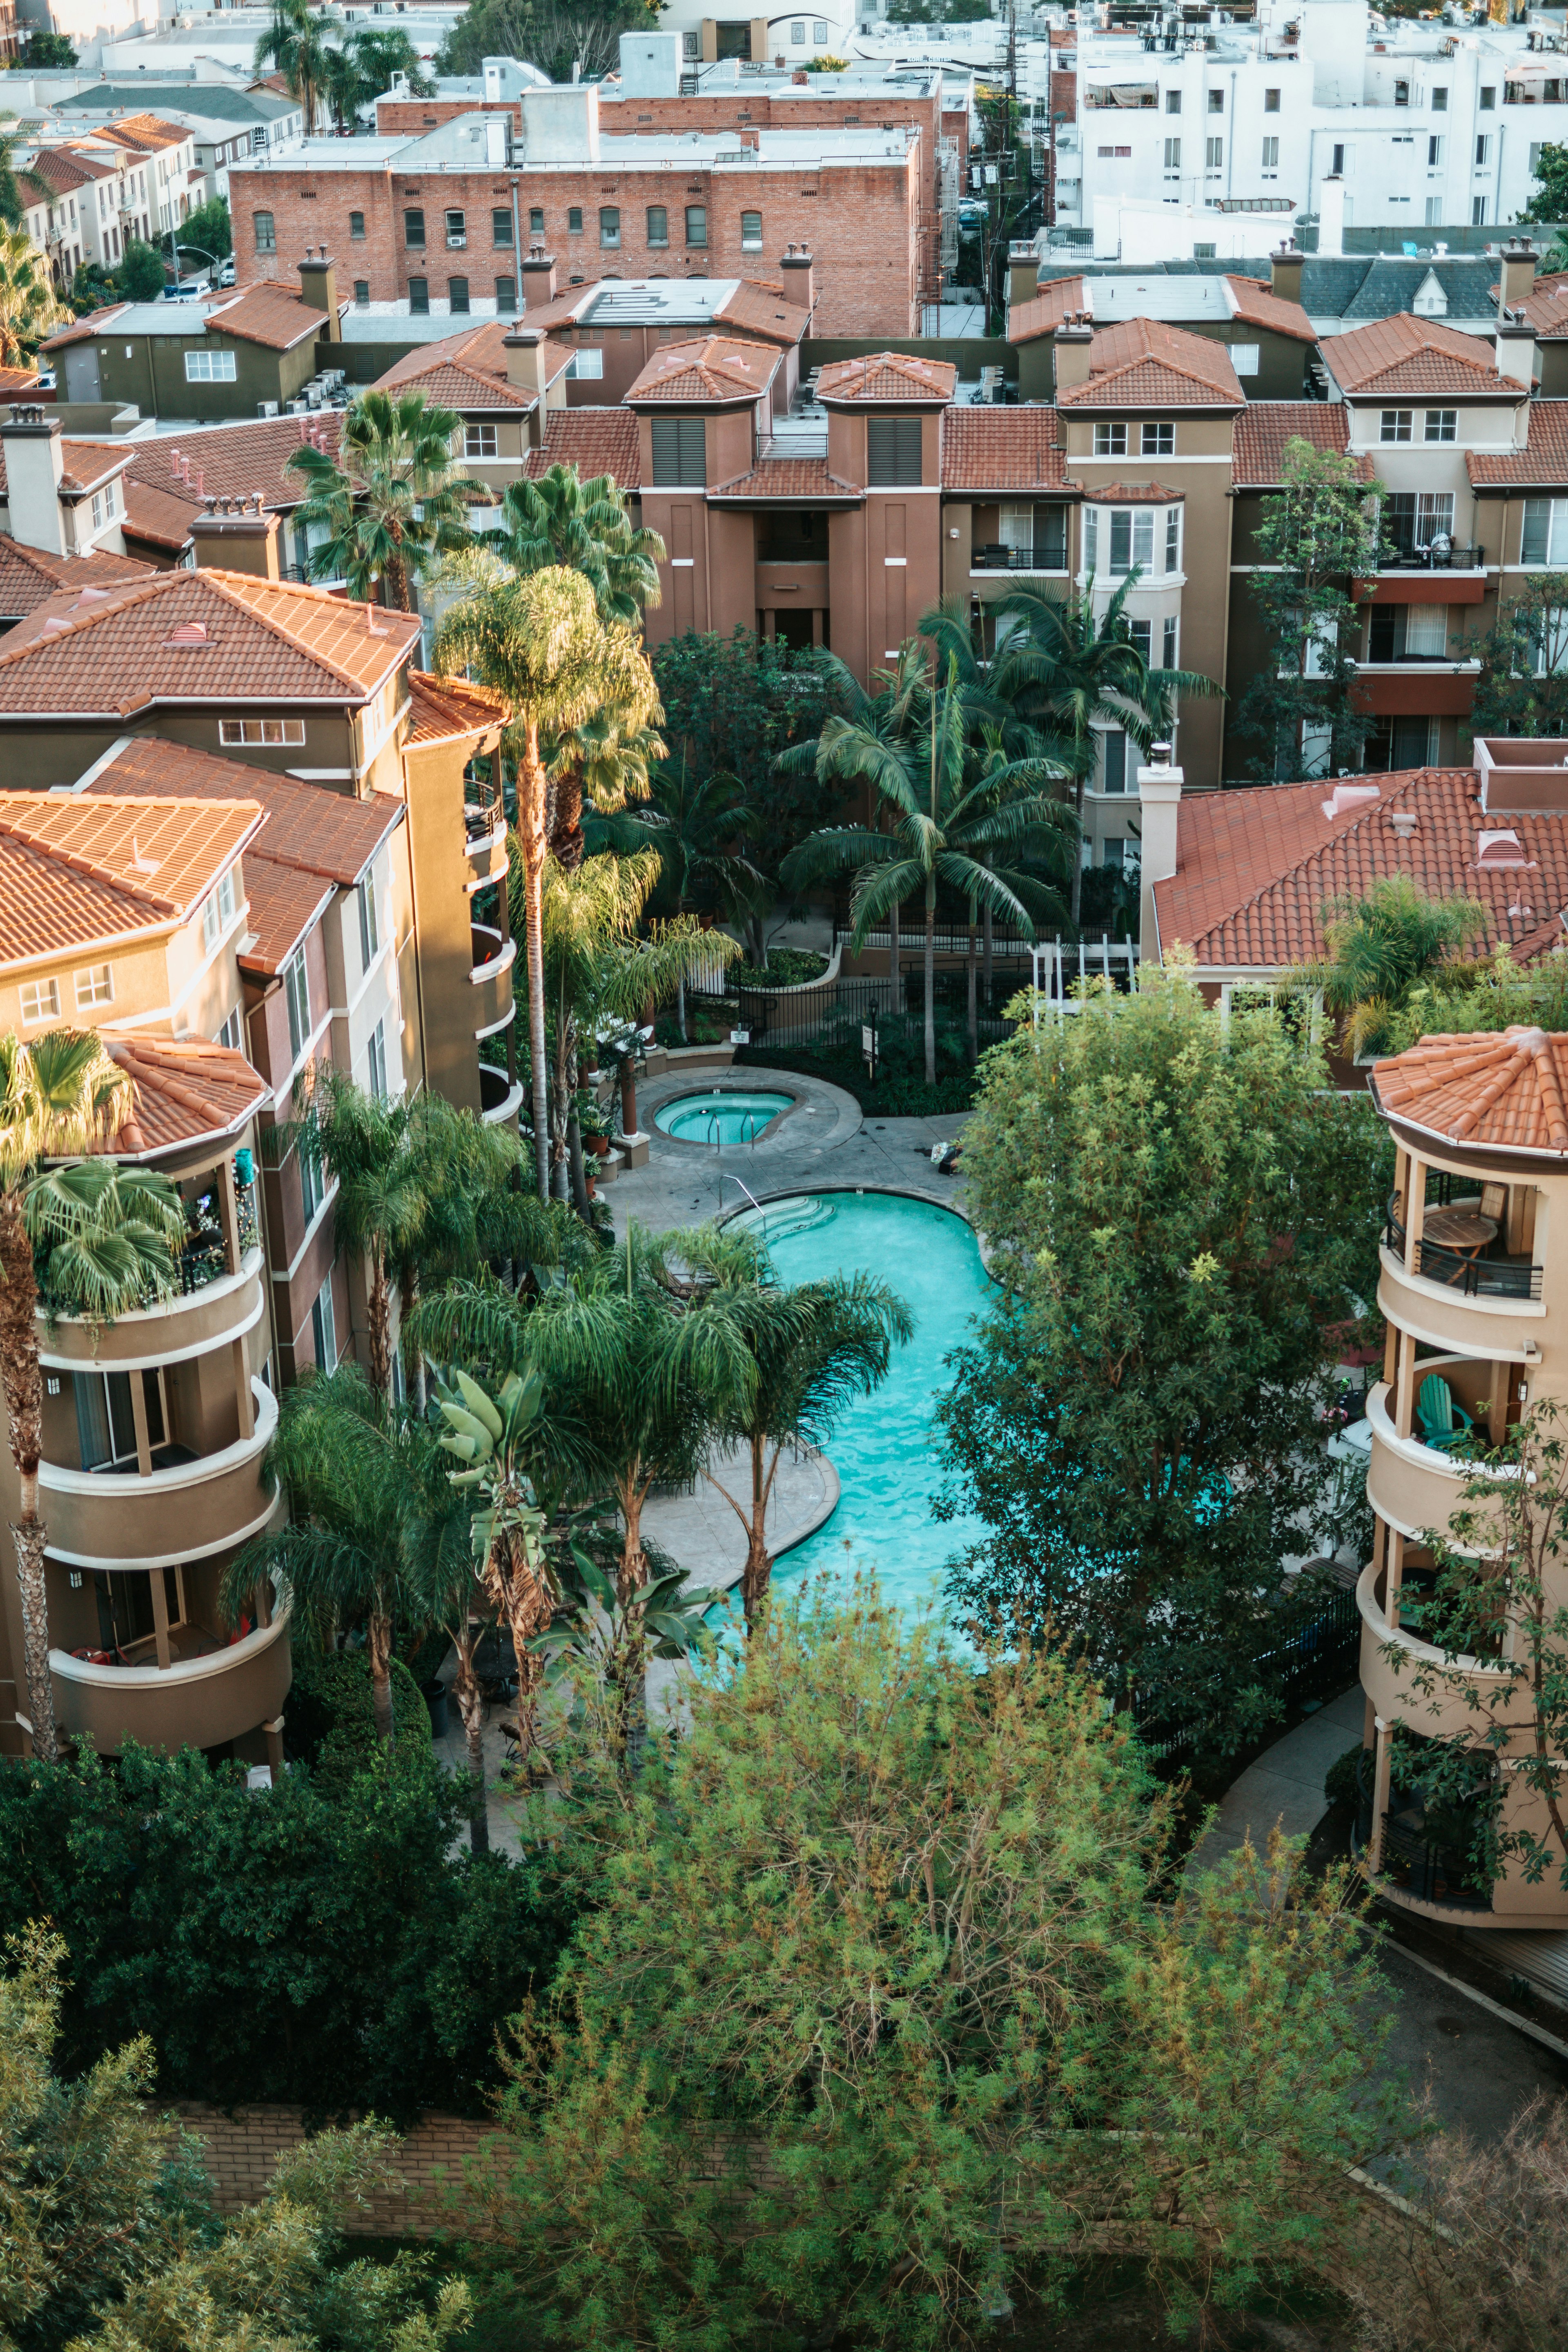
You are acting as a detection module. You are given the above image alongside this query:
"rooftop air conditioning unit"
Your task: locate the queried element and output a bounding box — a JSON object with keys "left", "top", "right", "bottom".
{"left": 258, "top": 397, "right": 279, "bottom": 415}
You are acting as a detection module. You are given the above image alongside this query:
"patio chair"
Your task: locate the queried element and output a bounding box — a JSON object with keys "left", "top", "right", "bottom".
{"left": 1416, "top": 1373, "right": 1474, "bottom": 1454}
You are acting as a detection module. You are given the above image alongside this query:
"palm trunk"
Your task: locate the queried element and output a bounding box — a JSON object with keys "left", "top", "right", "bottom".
{"left": 983, "top": 894, "right": 993, "bottom": 1000}
{"left": 889, "top": 894, "right": 901, "bottom": 1014}
{"left": 368, "top": 1608, "right": 395, "bottom": 1745}
{"left": 550, "top": 763, "right": 585, "bottom": 873}
{"left": 520, "top": 722, "right": 551, "bottom": 1204}
{"left": 741, "top": 1432, "right": 775, "bottom": 1628}
{"left": 452, "top": 1622, "right": 489, "bottom": 1853}
{"left": 675, "top": 969, "right": 688, "bottom": 1046}
{"left": 0, "top": 1187, "right": 56, "bottom": 1761}
{"left": 1070, "top": 772, "right": 1086, "bottom": 929}
{"left": 482, "top": 1524, "right": 554, "bottom": 1755}
{"left": 619, "top": 1056, "right": 638, "bottom": 1140}
{"left": 367, "top": 1243, "right": 391, "bottom": 1397}
{"left": 549, "top": 1016, "right": 571, "bottom": 1203}
{"left": 567, "top": 1106, "right": 591, "bottom": 1221}
{"left": 966, "top": 897, "right": 978, "bottom": 1064}
{"left": 923, "top": 880, "right": 937, "bottom": 1089}
{"left": 399, "top": 1265, "right": 425, "bottom": 1413}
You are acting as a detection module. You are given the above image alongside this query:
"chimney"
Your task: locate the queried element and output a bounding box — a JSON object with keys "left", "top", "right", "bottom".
{"left": 1500, "top": 234, "right": 1538, "bottom": 311}
{"left": 298, "top": 246, "right": 340, "bottom": 342}
{"left": 1007, "top": 240, "right": 1038, "bottom": 306}
{"left": 1495, "top": 303, "right": 1537, "bottom": 388}
{"left": 739, "top": 125, "right": 760, "bottom": 150}
{"left": 1270, "top": 237, "right": 1305, "bottom": 307}
{"left": 0, "top": 404, "right": 66, "bottom": 555}
{"left": 1317, "top": 173, "right": 1345, "bottom": 260}
{"left": 519, "top": 244, "right": 557, "bottom": 311}
{"left": 503, "top": 326, "right": 552, "bottom": 438}
{"left": 780, "top": 243, "right": 814, "bottom": 311}
{"left": 1052, "top": 314, "right": 1094, "bottom": 394}
{"left": 190, "top": 493, "right": 281, "bottom": 580}
{"left": 1137, "top": 742, "right": 1183, "bottom": 964}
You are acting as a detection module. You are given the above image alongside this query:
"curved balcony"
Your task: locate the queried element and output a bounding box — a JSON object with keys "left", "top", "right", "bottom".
{"left": 1365, "top": 1374, "right": 1507, "bottom": 1554}
{"left": 1356, "top": 1555, "right": 1511, "bottom": 1741}
{"left": 40, "top": 1378, "right": 278, "bottom": 1571}
{"left": 479, "top": 1061, "right": 526, "bottom": 1126}
{"left": 464, "top": 806, "right": 509, "bottom": 891}
{"left": 470, "top": 921, "right": 516, "bottom": 1040}
{"left": 38, "top": 1247, "right": 265, "bottom": 1375}
{"left": 51, "top": 1605, "right": 292, "bottom": 1755}
{"left": 1378, "top": 1244, "right": 1545, "bottom": 1365}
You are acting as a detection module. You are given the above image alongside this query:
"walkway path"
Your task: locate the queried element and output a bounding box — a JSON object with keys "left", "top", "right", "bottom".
{"left": 1185, "top": 1685, "right": 1365, "bottom": 1874}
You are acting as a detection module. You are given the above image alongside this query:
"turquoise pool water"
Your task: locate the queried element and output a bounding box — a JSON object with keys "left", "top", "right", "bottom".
{"left": 738, "top": 1191, "right": 992, "bottom": 1624}
{"left": 655, "top": 1089, "right": 795, "bottom": 1146}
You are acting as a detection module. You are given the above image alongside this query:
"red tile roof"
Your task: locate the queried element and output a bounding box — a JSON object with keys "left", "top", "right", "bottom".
{"left": 96, "top": 113, "right": 190, "bottom": 153}
{"left": 406, "top": 668, "right": 508, "bottom": 746}
{"left": 1321, "top": 312, "right": 1522, "bottom": 399}
{"left": 103, "top": 1031, "right": 268, "bottom": 1161}
{"left": 522, "top": 408, "right": 640, "bottom": 489}
{"left": 1222, "top": 274, "right": 1319, "bottom": 343}
{"left": 1058, "top": 316, "right": 1243, "bottom": 410}
{"left": 707, "top": 454, "right": 862, "bottom": 500}
{"left": 119, "top": 479, "right": 203, "bottom": 555}
{"left": 1502, "top": 270, "right": 1568, "bottom": 341}
{"left": 114, "top": 414, "right": 345, "bottom": 518}
{"left": 713, "top": 281, "right": 809, "bottom": 343}
{"left": 0, "top": 788, "right": 263, "bottom": 967}
{"left": 1154, "top": 766, "right": 1568, "bottom": 973}
{"left": 1467, "top": 399, "right": 1568, "bottom": 489}
{"left": 1007, "top": 278, "right": 1087, "bottom": 346}
{"left": 1082, "top": 477, "right": 1183, "bottom": 501}
{"left": 205, "top": 283, "right": 331, "bottom": 353}
{"left": 1230, "top": 401, "right": 1364, "bottom": 488}
{"left": 626, "top": 336, "right": 782, "bottom": 402}
{"left": 1372, "top": 1027, "right": 1568, "bottom": 1156}
{"left": 0, "top": 539, "right": 153, "bottom": 618}
{"left": 941, "top": 406, "right": 1068, "bottom": 492}
{"left": 816, "top": 351, "right": 957, "bottom": 403}
{"left": 371, "top": 318, "right": 572, "bottom": 410}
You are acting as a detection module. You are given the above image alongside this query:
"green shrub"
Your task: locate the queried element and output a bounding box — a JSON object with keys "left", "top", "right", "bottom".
{"left": 1325, "top": 1742, "right": 1366, "bottom": 1812}
{"left": 733, "top": 948, "right": 829, "bottom": 987}
{"left": 286, "top": 1648, "right": 432, "bottom": 1794}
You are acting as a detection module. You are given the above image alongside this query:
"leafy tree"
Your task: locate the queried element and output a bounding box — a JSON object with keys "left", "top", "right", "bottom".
{"left": 1517, "top": 142, "right": 1568, "bottom": 236}
{"left": 0, "top": 223, "right": 72, "bottom": 358}
{"left": 1469, "top": 573, "right": 1568, "bottom": 738}
{"left": 174, "top": 193, "right": 232, "bottom": 269}
{"left": 15, "top": 29, "right": 77, "bottom": 66}
{"left": 475, "top": 1587, "right": 1401, "bottom": 2346}
{"left": 437, "top": 567, "right": 659, "bottom": 1199}
{"left": 116, "top": 238, "right": 165, "bottom": 303}
{"left": 1233, "top": 436, "right": 1385, "bottom": 783}
{"left": 287, "top": 388, "right": 471, "bottom": 611}
{"left": 0, "top": 1750, "right": 573, "bottom": 2117}
{"left": 1377, "top": 938, "right": 1568, "bottom": 1055}
{"left": 350, "top": 25, "right": 437, "bottom": 102}
{"left": 602, "top": 766, "right": 762, "bottom": 1041}
{"left": 1291, "top": 873, "right": 1488, "bottom": 1060}
{"left": 435, "top": 0, "right": 659, "bottom": 83}
{"left": 0, "top": 1036, "right": 185, "bottom": 1760}
{"left": 938, "top": 962, "right": 1392, "bottom": 1752}
{"left": 255, "top": 0, "right": 328, "bottom": 131}
{"left": 435, "top": 1363, "right": 557, "bottom": 1762}
{"left": 0, "top": 131, "right": 22, "bottom": 233}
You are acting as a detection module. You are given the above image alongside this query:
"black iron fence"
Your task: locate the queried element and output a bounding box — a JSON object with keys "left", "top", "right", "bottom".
{"left": 1354, "top": 1751, "right": 1493, "bottom": 1912}
{"left": 1384, "top": 1200, "right": 1544, "bottom": 1301}
{"left": 1130, "top": 1584, "right": 1361, "bottom": 1768}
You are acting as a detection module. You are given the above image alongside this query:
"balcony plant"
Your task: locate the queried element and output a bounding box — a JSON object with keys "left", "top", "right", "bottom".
{"left": 0, "top": 1032, "right": 185, "bottom": 1762}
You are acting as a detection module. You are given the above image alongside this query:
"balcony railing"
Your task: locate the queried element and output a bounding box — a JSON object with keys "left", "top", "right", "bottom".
{"left": 1354, "top": 1752, "right": 1494, "bottom": 1912}
{"left": 1382, "top": 542, "right": 1484, "bottom": 572}
{"left": 972, "top": 542, "right": 1067, "bottom": 572}
{"left": 1384, "top": 1200, "right": 1544, "bottom": 1300}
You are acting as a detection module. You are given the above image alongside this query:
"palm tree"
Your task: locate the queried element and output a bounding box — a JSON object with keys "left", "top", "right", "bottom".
{"left": 606, "top": 765, "right": 764, "bottom": 1042}
{"left": 0, "top": 225, "right": 68, "bottom": 363}
{"left": 286, "top": 390, "right": 472, "bottom": 612}
{"left": 291, "top": 1074, "right": 424, "bottom": 1398}
{"left": 0, "top": 1033, "right": 186, "bottom": 1759}
{"left": 487, "top": 464, "right": 665, "bottom": 627}
{"left": 437, "top": 568, "right": 660, "bottom": 1200}
{"left": 401, "top": 1409, "right": 497, "bottom": 1847}
{"left": 434, "top": 1364, "right": 558, "bottom": 1767}
{"left": 988, "top": 577, "right": 1223, "bottom": 926}
{"left": 1292, "top": 875, "right": 1489, "bottom": 1059}
{"left": 781, "top": 662, "right": 1078, "bottom": 1085}
{"left": 254, "top": 0, "right": 328, "bottom": 133}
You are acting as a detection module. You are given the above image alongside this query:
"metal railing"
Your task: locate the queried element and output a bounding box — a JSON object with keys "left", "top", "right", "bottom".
{"left": 971, "top": 543, "right": 1068, "bottom": 572}
{"left": 1132, "top": 1584, "right": 1360, "bottom": 1767}
{"left": 1357, "top": 1755, "right": 1494, "bottom": 1910}
{"left": 1382, "top": 542, "right": 1484, "bottom": 572}
{"left": 1383, "top": 1200, "right": 1544, "bottom": 1300}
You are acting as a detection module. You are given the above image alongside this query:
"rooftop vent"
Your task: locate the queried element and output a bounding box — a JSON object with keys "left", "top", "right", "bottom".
{"left": 1389, "top": 808, "right": 1417, "bottom": 837}
{"left": 1475, "top": 827, "right": 1539, "bottom": 869}
{"left": 162, "top": 620, "right": 209, "bottom": 646}
{"left": 1320, "top": 781, "right": 1380, "bottom": 822}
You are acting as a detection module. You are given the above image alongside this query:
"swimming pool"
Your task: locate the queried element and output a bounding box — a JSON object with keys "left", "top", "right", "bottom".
{"left": 735, "top": 1190, "right": 992, "bottom": 1623}
{"left": 655, "top": 1089, "right": 795, "bottom": 1147}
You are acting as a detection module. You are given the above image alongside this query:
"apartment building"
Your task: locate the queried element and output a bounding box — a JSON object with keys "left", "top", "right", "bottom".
{"left": 370, "top": 317, "right": 572, "bottom": 494}
{"left": 44, "top": 267, "right": 343, "bottom": 421}
{"left": 227, "top": 90, "right": 925, "bottom": 338}
{"left": 16, "top": 128, "right": 160, "bottom": 280}
{"left": 54, "top": 81, "right": 307, "bottom": 199}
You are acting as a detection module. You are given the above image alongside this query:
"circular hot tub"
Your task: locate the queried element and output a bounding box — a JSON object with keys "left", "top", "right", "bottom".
{"left": 653, "top": 1089, "right": 796, "bottom": 1147}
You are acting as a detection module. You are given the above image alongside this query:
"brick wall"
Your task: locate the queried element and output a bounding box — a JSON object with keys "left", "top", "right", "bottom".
{"left": 165, "top": 2103, "right": 505, "bottom": 2236}
{"left": 237, "top": 151, "right": 920, "bottom": 336}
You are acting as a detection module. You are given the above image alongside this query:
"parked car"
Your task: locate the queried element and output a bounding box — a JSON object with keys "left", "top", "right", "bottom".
{"left": 161, "top": 277, "right": 209, "bottom": 302}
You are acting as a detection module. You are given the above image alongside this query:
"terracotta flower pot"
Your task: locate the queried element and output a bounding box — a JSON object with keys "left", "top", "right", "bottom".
{"left": 586, "top": 1134, "right": 610, "bottom": 1158}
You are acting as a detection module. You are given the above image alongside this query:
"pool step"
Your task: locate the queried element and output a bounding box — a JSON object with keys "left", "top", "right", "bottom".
{"left": 735, "top": 1196, "right": 837, "bottom": 1244}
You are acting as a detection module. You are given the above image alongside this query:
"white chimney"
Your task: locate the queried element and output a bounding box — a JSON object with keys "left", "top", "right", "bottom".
{"left": 0, "top": 407, "right": 66, "bottom": 556}
{"left": 1138, "top": 742, "right": 1183, "bottom": 965}
{"left": 1317, "top": 173, "right": 1345, "bottom": 260}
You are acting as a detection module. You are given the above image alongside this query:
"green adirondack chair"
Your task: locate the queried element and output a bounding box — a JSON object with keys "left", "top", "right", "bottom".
{"left": 1416, "top": 1373, "right": 1474, "bottom": 1454}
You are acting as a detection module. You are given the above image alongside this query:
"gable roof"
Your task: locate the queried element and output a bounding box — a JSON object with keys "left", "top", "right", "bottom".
{"left": 1499, "top": 270, "right": 1568, "bottom": 341}
{"left": 1320, "top": 312, "right": 1522, "bottom": 399}
{"left": 102, "top": 1031, "right": 269, "bottom": 1161}
{"left": 1057, "top": 316, "right": 1243, "bottom": 410}
{"left": 204, "top": 282, "right": 332, "bottom": 352}
{"left": 521, "top": 408, "right": 639, "bottom": 490}
{"left": 713, "top": 281, "right": 810, "bottom": 344}
{"left": 0, "top": 539, "right": 154, "bottom": 620}
{"left": 1468, "top": 398, "right": 1568, "bottom": 490}
{"left": 370, "top": 317, "right": 570, "bottom": 411}
{"left": 1222, "top": 274, "right": 1320, "bottom": 343}
{"left": 405, "top": 669, "right": 508, "bottom": 748}
{"left": 0, "top": 788, "right": 263, "bottom": 968}
{"left": 1229, "top": 400, "right": 1369, "bottom": 489}
{"left": 1153, "top": 766, "right": 1568, "bottom": 974}
{"left": 815, "top": 351, "right": 956, "bottom": 404}
{"left": 625, "top": 336, "right": 782, "bottom": 403}
{"left": 114, "top": 413, "right": 344, "bottom": 520}
{"left": 1372, "top": 1028, "right": 1568, "bottom": 1158}
{"left": 1007, "top": 276, "right": 1087, "bottom": 345}
{"left": 94, "top": 112, "right": 190, "bottom": 152}
{"left": 940, "top": 405, "right": 1069, "bottom": 493}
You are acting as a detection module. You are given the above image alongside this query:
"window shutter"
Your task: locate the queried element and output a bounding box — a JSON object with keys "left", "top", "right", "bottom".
{"left": 651, "top": 416, "right": 707, "bottom": 486}
{"left": 866, "top": 416, "right": 923, "bottom": 486}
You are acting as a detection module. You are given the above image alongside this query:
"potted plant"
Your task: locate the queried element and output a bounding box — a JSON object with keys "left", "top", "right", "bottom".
{"left": 577, "top": 1089, "right": 612, "bottom": 1158}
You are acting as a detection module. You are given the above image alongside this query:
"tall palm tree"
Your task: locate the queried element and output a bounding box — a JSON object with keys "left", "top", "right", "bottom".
{"left": 254, "top": 0, "right": 328, "bottom": 133}
{"left": 437, "top": 568, "right": 660, "bottom": 1200}
{"left": 433, "top": 1363, "right": 557, "bottom": 1768}
{"left": 0, "top": 1033, "right": 186, "bottom": 1759}
{"left": 1291, "top": 874, "right": 1489, "bottom": 1059}
{"left": 781, "top": 663, "right": 1078, "bottom": 1084}
{"left": 0, "top": 225, "right": 68, "bottom": 361}
{"left": 988, "top": 577, "right": 1223, "bottom": 926}
{"left": 605, "top": 765, "right": 764, "bottom": 1041}
{"left": 488, "top": 464, "right": 665, "bottom": 627}
{"left": 291, "top": 1074, "right": 424, "bottom": 1398}
{"left": 286, "top": 391, "right": 472, "bottom": 612}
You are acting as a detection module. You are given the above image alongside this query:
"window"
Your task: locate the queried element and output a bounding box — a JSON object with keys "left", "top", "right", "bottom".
{"left": 1531, "top": 606, "right": 1568, "bottom": 676}
{"left": 350, "top": 209, "right": 365, "bottom": 239}
{"left": 814, "top": 17, "right": 827, "bottom": 36}
{"left": 1194, "top": 241, "right": 1216, "bottom": 258}
{"left": 529, "top": 206, "right": 544, "bottom": 234}
{"left": 253, "top": 209, "right": 275, "bottom": 252}
{"left": 1164, "top": 136, "right": 1180, "bottom": 169}
{"left": 300, "top": 1143, "right": 323, "bottom": 1227}
{"left": 650, "top": 415, "right": 706, "bottom": 486}
{"left": 184, "top": 348, "right": 237, "bottom": 382}
{"left": 1084, "top": 507, "right": 1098, "bottom": 572}
{"left": 1130, "top": 617, "right": 1153, "bottom": 663}
{"left": 20, "top": 978, "right": 58, "bottom": 1025}
{"left": 1424, "top": 408, "right": 1457, "bottom": 443}
{"left": 220, "top": 718, "right": 305, "bottom": 746}
{"left": 1473, "top": 197, "right": 1488, "bottom": 227}
{"left": 311, "top": 1275, "right": 337, "bottom": 1374}
{"left": 1331, "top": 141, "right": 1345, "bottom": 174}
{"left": 647, "top": 204, "right": 668, "bottom": 245}
{"left": 1385, "top": 489, "right": 1454, "bottom": 554}
{"left": 1098, "top": 144, "right": 1131, "bottom": 159}
{"left": 1532, "top": 142, "right": 1546, "bottom": 175}
{"left": 567, "top": 347, "right": 604, "bottom": 379}
{"left": 1205, "top": 136, "right": 1223, "bottom": 169}
{"left": 465, "top": 422, "right": 498, "bottom": 457}
{"left": 1163, "top": 614, "right": 1178, "bottom": 668}
{"left": 1165, "top": 88, "right": 1180, "bottom": 113}
{"left": 997, "top": 501, "right": 1066, "bottom": 568}
{"left": 598, "top": 204, "right": 620, "bottom": 249}
{"left": 409, "top": 276, "right": 429, "bottom": 313}
{"left": 740, "top": 209, "right": 762, "bottom": 251}
{"left": 404, "top": 206, "right": 425, "bottom": 248}
{"left": 202, "top": 866, "right": 236, "bottom": 950}
{"left": 1380, "top": 408, "right": 1413, "bottom": 443}
{"left": 1475, "top": 136, "right": 1490, "bottom": 167}
{"left": 1394, "top": 78, "right": 1409, "bottom": 106}
{"left": 1367, "top": 604, "right": 1449, "bottom": 661}
{"left": 792, "top": 17, "right": 805, "bottom": 38}
{"left": 218, "top": 1006, "right": 241, "bottom": 1052}
{"left": 74, "top": 1370, "right": 155, "bottom": 1473}
{"left": 448, "top": 276, "right": 470, "bottom": 312}
{"left": 285, "top": 950, "right": 311, "bottom": 1063}
{"left": 354, "top": 868, "right": 380, "bottom": 969}
{"left": 1432, "top": 85, "right": 1448, "bottom": 111}
{"left": 354, "top": 279, "right": 370, "bottom": 306}
{"left": 1093, "top": 421, "right": 1128, "bottom": 456}
{"left": 1428, "top": 135, "right": 1444, "bottom": 166}
{"left": 495, "top": 275, "right": 516, "bottom": 312}
{"left": 1264, "top": 85, "right": 1280, "bottom": 111}
{"left": 1257, "top": 136, "right": 1278, "bottom": 171}
{"left": 1480, "top": 83, "right": 1496, "bottom": 109}
{"left": 1101, "top": 728, "right": 1127, "bottom": 791}
{"left": 1229, "top": 342, "right": 1259, "bottom": 376}
{"left": 1141, "top": 421, "right": 1173, "bottom": 455}
{"left": 1165, "top": 506, "right": 1181, "bottom": 571}
{"left": 489, "top": 207, "right": 513, "bottom": 249}
{"left": 567, "top": 205, "right": 583, "bottom": 233}
{"left": 1522, "top": 498, "right": 1568, "bottom": 564}
{"left": 1208, "top": 87, "right": 1224, "bottom": 111}
{"left": 90, "top": 494, "right": 102, "bottom": 530}
{"left": 75, "top": 963, "right": 112, "bottom": 1010}
{"left": 1107, "top": 507, "right": 1154, "bottom": 577}
{"left": 1425, "top": 197, "right": 1443, "bottom": 227}
{"left": 367, "top": 1016, "right": 388, "bottom": 1102}
{"left": 685, "top": 204, "right": 707, "bottom": 247}
{"left": 866, "top": 416, "right": 923, "bottom": 486}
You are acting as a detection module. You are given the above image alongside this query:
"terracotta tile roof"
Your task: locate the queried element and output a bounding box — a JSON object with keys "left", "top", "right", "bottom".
{"left": 205, "top": 283, "right": 328, "bottom": 353}
{"left": 114, "top": 414, "right": 345, "bottom": 517}
{"left": 0, "top": 788, "right": 263, "bottom": 967}
{"left": 102, "top": 1031, "right": 268, "bottom": 1161}
{"left": 1500, "top": 270, "right": 1568, "bottom": 340}
{"left": 42, "top": 305, "right": 125, "bottom": 353}
{"left": 1154, "top": 766, "right": 1568, "bottom": 973}
{"left": 707, "top": 454, "right": 862, "bottom": 500}
{"left": 97, "top": 113, "right": 189, "bottom": 152}
{"left": 1058, "top": 316, "right": 1244, "bottom": 410}
{"left": 1467, "top": 399, "right": 1568, "bottom": 489}
{"left": 57, "top": 440, "right": 132, "bottom": 496}
{"left": 1222, "top": 274, "right": 1320, "bottom": 343}
{"left": 713, "top": 281, "right": 809, "bottom": 343}
{"left": 1230, "top": 401, "right": 1365, "bottom": 488}
{"left": 1371, "top": 1027, "right": 1568, "bottom": 1156}
{"left": 0, "top": 539, "right": 153, "bottom": 618}
{"left": 815, "top": 351, "right": 957, "bottom": 404}
{"left": 1321, "top": 312, "right": 1522, "bottom": 399}
{"left": 0, "top": 568, "right": 417, "bottom": 714}
{"left": 508, "top": 284, "right": 595, "bottom": 334}
{"left": 119, "top": 478, "right": 202, "bottom": 554}
{"left": 521, "top": 408, "right": 639, "bottom": 489}
{"left": 941, "top": 406, "right": 1068, "bottom": 492}
{"left": 626, "top": 336, "right": 782, "bottom": 403}
{"left": 1007, "top": 277, "right": 1087, "bottom": 345}
{"left": 1083, "top": 477, "right": 1184, "bottom": 502}
{"left": 370, "top": 319, "right": 572, "bottom": 410}
{"left": 0, "top": 368, "right": 38, "bottom": 398}
{"left": 406, "top": 668, "right": 508, "bottom": 746}
{"left": 27, "top": 148, "right": 98, "bottom": 195}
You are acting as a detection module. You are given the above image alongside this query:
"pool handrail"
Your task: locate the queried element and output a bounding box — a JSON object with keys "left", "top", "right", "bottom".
{"left": 719, "top": 1172, "right": 765, "bottom": 1224}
